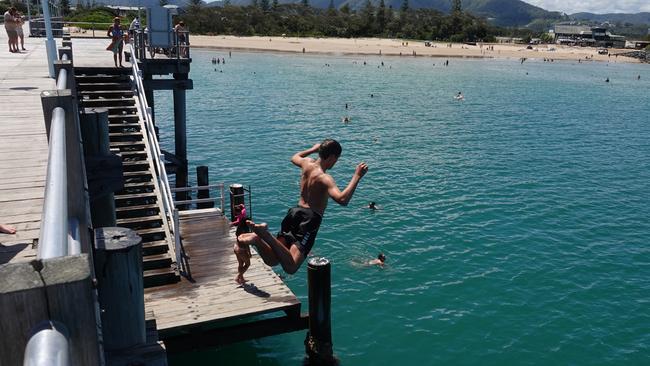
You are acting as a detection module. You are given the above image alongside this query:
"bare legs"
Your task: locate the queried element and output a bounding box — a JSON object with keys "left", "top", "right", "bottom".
{"left": 237, "top": 220, "right": 304, "bottom": 275}
{"left": 233, "top": 242, "right": 251, "bottom": 284}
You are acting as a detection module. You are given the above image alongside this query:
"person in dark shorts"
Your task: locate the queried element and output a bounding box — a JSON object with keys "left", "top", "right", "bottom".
{"left": 238, "top": 139, "right": 368, "bottom": 274}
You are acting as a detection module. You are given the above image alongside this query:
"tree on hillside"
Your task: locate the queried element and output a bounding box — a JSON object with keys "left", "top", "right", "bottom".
{"left": 340, "top": 3, "right": 350, "bottom": 14}
{"left": 400, "top": 0, "right": 409, "bottom": 12}
{"left": 301, "top": 0, "right": 310, "bottom": 8}
{"left": 260, "top": 0, "right": 270, "bottom": 11}
{"left": 452, "top": 0, "right": 461, "bottom": 13}
{"left": 272, "top": 0, "right": 278, "bottom": 11}
{"left": 361, "top": 0, "right": 375, "bottom": 33}
{"left": 377, "top": 0, "right": 386, "bottom": 33}
{"left": 327, "top": 0, "right": 336, "bottom": 16}
{"left": 189, "top": 0, "right": 204, "bottom": 5}
{"left": 60, "top": 0, "right": 70, "bottom": 16}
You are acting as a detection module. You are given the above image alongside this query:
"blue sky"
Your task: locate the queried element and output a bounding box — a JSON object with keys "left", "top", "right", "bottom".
{"left": 524, "top": 1, "right": 650, "bottom": 14}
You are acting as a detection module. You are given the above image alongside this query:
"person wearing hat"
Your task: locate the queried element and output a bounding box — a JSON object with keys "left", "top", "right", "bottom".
{"left": 106, "top": 17, "right": 125, "bottom": 67}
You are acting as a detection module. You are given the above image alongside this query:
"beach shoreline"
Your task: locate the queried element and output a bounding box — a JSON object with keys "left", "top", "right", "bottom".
{"left": 189, "top": 35, "right": 641, "bottom": 63}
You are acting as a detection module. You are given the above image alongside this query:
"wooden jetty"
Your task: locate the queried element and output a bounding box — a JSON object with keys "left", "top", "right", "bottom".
{"left": 0, "top": 15, "right": 330, "bottom": 365}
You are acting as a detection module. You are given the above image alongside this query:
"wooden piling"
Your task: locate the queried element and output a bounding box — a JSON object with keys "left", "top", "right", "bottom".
{"left": 80, "top": 108, "right": 117, "bottom": 228}
{"left": 0, "top": 255, "right": 101, "bottom": 365}
{"left": 94, "top": 227, "right": 146, "bottom": 351}
{"left": 229, "top": 184, "right": 245, "bottom": 221}
{"left": 196, "top": 165, "right": 212, "bottom": 209}
{"left": 305, "top": 257, "right": 336, "bottom": 365}
{"left": 173, "top": 73, "right": 189, "bottom": 205}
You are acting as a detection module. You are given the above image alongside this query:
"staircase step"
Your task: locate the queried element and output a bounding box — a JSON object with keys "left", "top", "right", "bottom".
{"left": 118, "top": 150, "right": 148, "bottom": 158}
{"left": 75, "top": 74, "right": 129, "bottom": 83}
{"left": 121, "top": 160, "right": 150, "bottom": 171}
{"left": 136, "top": 227, "right": 167, "bottom": 242}
{"left": 110, "top": 141, "right": 145, "bottom": 149}
{"left": 108, "top": 114, "right": 139, "bottom": 121}
{"left": 142, "top": 240, "right": 169, "bottom": 256}
{"left": 75, "top": 67, "right": 132, "bottom": 76}
{"left": 78, "top": 90, "right": 134, "bottom": 98}
{"left": 80, "top": 98, "right": 135, "bottom": 107}
{"left": 109, "top": 132, "right": 143, "bottom": 142}
{"left": 143, "top": 253, "right": 173, "bottom": 271}
{"left": 109, "top": 123, "right": 141, "bottom": 131}
{"left": 144, "top": 267, "right": 180, "bottom": 288}
{"left": 115, "top": 204, "right": 160, "bottom": 219}
{"left": 77, "top": 82, "right": 132, "bottom": 91}
{"left": 116, "top": 215, "right": 163, "bottom": 226}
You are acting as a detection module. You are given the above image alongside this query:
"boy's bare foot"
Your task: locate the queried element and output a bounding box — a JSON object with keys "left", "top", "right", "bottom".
{"left": 246, "top": 220, "right": 268, "bottom": 234}
{"left": 235, "top": 274, "right": 246, "bottom": 284}
{"left": 0, "top": 224, "right": 16, "bottom": 234}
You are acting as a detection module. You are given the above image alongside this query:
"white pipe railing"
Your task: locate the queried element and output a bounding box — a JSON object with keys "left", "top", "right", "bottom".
{"left": 170, "top": 184, "right": 225, "bottom": 214}
{"left": 38, "top": 107, "right": 68, "bottom": 259}
{"left": 128, "top": 43, "right": 181, "bottom": 269}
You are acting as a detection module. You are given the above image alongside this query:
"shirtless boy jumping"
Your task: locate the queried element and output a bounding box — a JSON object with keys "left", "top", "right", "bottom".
{"left": 238, "top": 139, "right": 368, "bottom": 274}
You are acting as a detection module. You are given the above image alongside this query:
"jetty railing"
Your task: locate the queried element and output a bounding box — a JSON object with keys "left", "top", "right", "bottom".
{"left": 21, "top": 37, "right": 99, "bottom": 366}
{"left": 171, "top": 184, "right": 226, "bottom": 213}
{"left": 38, "top": 50, "right": 85, "bottom": 259}
{"left": 131, "top": 28, "right": 191, "bottom": 60}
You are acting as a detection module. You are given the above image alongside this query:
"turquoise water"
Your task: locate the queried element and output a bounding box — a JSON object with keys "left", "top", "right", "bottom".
{"left": 156, "top": 50, "right": 650, "bottom": 365}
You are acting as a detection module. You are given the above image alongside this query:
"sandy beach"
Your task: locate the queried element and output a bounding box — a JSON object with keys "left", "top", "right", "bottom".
{"left": 189, "top": 35, "right": 640, "bottom": 63}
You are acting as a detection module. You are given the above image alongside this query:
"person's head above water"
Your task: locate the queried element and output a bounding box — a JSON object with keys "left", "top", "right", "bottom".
{"left": 319, "top": 139, "right": 342, "bottom": 168}
{"left": 378, "top": 253, "right": 386, "bottom": 262}
{"left": 369, "top": 201, "right": 376, "bottom": 209}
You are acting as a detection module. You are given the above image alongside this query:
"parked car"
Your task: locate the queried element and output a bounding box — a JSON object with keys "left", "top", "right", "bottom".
{"left": 597, "top": 48, "right": 608, "bottom": 55}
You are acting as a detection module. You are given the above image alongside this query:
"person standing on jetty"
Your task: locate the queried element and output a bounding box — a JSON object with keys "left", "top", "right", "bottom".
{"left": 106, "top": 17, "right": 125, "bottom": 67}
{"left": 238, "top": 139, "right": 368, "bottom": 274}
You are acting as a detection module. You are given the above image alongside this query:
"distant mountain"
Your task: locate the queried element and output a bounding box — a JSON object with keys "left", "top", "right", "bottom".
{"left": 569, "top": 12, "right": 650, "bottom": 25}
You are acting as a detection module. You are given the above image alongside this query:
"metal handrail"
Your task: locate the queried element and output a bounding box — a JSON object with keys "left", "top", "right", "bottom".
{"left": 128, "top": 42, "right": 182, "bottom": 271}
{"left": 171, "top": 183, "right": 225, "bottom": 213}
{"left": 38, "top": 107, "right": 68, "bottom": 259}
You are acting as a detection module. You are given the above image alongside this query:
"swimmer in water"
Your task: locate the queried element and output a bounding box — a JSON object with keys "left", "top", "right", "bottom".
{"left": 454, "top": 91, "right": 464, "bottom": 100}
{"left": 368, "top": 201, "right": 378, "bottom": 210}
{"left": 368, "top": 253, "right": 386, "bottom": 267}
{"left": 342, "top": 116, "right": 350, "bottom": 123}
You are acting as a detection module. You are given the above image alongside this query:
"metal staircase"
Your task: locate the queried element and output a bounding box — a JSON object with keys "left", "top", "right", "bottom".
{"left": 75, "top": 67, "right": 180, "bottom": 288}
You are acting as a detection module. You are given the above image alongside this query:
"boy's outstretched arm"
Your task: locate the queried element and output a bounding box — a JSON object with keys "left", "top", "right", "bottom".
{"left": 291, "top": 143, "right": 320, "bottom": 167}
{"left": 326, "top": 162, "right": 368, "bottom": 206}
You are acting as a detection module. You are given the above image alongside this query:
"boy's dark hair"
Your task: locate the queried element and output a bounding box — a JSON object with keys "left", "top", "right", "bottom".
{"left": 378, "top": 253, "right": 386, "bottom": 262}
{"left": 318, "top": 139, "right": 342, "bottom": 160}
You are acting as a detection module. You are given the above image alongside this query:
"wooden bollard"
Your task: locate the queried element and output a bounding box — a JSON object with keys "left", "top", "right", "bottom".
{"left": 305, "top": 257, "right": 336, "bottom": 365}
{"left": 196, "top": 165, "right": 212, "bottom": 209}
{"left": 94, "top": 227, "right": 145, "bottom": 351}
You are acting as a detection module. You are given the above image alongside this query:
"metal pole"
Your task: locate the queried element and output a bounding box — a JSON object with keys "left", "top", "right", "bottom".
{"left": 38, "top": 107, "right": 68, "bottom": 259}
{"left": 41, "top": 0, "right": 57, "bottom": 77}
{"left": 305, "top": 257, "right": 335, "bottom": 365}
{"left": 23, "top": 321, "right": 71, "bottom": 366}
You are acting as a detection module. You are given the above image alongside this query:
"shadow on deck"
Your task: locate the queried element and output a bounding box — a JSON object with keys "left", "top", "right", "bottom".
{"left": 144, "top": 209, "right": 307, "bottom": 353}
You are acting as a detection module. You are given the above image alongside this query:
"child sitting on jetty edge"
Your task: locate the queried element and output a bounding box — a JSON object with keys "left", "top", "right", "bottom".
{"left": 238, "top": 139, "right": 368, "bottom": 274}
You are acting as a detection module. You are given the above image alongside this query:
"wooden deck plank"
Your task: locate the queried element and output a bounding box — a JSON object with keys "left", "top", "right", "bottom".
{"left": 0, "top": 30, "right": 54, "bottom": 262}
{"left": 144, "top": 211, "right": 301, "bottom": 337}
